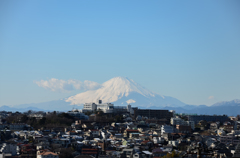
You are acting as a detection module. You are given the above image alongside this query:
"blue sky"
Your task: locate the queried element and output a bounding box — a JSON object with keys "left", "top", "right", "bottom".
{"left": 0, "top": 0, "right": 240, "bottom": 106}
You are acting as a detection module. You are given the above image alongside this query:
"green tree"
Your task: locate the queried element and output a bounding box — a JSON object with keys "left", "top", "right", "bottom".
{"left": 21, "top": 114, "right": 28, "bottom": 122}
{"left": 166, "top": 153, "right": 172, "bottom": 158}
{"left": 39, "top": 117, "right": 46, "bottom": 125}
{"left": 171, "top": 150, "right": 179, "bottom": 157}
{"left": 59, "top": 148, "right": 74, "bottom": 158}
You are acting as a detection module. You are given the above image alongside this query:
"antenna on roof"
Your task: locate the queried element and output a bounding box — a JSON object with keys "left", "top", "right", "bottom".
{"left": 72, "top": 104, "right": 75, "bottom": 111}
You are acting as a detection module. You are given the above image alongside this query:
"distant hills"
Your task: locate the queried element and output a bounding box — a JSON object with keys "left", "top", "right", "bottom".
{"left": 1, "top": 99, "right": 72, "bottom": 112}
{"left": 0, "top": 105, "right": 46, "bottom": 112}
{"left": 1, "top": 77, "right": 239, "bottom": 116}
{"left": 161, "top": 100, "right": 240, "bottom": 116}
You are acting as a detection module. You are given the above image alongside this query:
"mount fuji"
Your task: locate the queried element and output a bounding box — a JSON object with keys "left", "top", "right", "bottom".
{"left": 66, "top": 77, "right": 186, "bottom": 108}
{"left": 2, "top": 77, "right": 240, "bottom": 115}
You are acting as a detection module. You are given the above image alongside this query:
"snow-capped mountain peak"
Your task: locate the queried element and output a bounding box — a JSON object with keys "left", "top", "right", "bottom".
{"left": 65, "top": 77, "right": 185, "bottom": 108}
{"left": 211, "top": 99, "right": 240, "bottom": 107}
{"left": 101, "top": 77, "right": 156, "bottom": 98}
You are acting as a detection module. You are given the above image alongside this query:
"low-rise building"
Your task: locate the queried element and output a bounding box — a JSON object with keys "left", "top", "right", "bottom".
{"left": 186, "top": 121, "right": 195, "bottom": 130}
{"left": 220, "top": 136, "right": 240, "bottom": 145}
{"left": 9, "top": 123, "right": 28, "bottom": 130}
{"left": 67, "top": 111, "right": 89, "bottom": 120}
{"left": 171, "top": 117, "right": 186, "bottom": 126}
{"left": 210, "top": 122, "right": 220, "bottom": 130}
{"left": 124, "top": 129, "right": 139, "bottom": 138}
{"left": 176, "top": 125, "right": 192, "bottom": 133}
{"left": 0, "top": 143, "right": 19, "bottom": 156}
{"left": 161, "top": 125, "right": 174, "bottom": 135}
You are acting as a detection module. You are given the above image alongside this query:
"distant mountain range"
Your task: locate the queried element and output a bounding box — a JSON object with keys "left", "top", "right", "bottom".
{"left": 0, "top": 105, "right": 46, "bottom": 112}
{"left": 1, "top": 77, "right": 239, "bottom": 116}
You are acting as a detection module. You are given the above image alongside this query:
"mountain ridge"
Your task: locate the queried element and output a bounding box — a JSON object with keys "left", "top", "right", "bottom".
{"left": 211, "top": 99, "right": 240, "bottom": 107}
{"left": 65, "top": 76, "right": 185, "bottom": 107}
{"left": 0, "top": 77, "right": 239, "bottom": 115}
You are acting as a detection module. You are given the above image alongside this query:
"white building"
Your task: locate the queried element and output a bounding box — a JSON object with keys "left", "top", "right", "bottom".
{"left": 170, "top": 110, "right": 176, "bottom": 117}
{"left": 171, "top": 117, "right": 186, "bottom": 126}
{"left": 161, "top": 125, "right": 174, "bottom": 135}
{"left": 0, "top": 143, "right": 19, "bottom": 156}
{"left": 168, "top": 140, "right": 179, "bottom": 147}
{"left": 171, "top": 117, "right": 195, "bottom": 130}
{"left": 82, "top": 100, "right": 133, "bottom": 114}
{"left": 153, "top": 137, "right": 164, "bottom": 144}
{"left": 83, "top": 102, "right": 98, "bottom": 112}
{"left": 83, "top": 100, "right": 114, "bottom": 113}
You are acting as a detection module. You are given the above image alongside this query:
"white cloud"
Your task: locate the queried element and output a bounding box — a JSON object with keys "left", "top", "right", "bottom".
{"left": 126, "top": 99, "right": 136, "bottom": 104}
{"left": 208, "top": 96, "right": 214, "bottom": 100}
{"left": 34, "top": 78, "right": 101, "bottom": 92}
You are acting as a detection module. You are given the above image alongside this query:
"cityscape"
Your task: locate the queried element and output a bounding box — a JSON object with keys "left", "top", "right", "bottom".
{"left": 0, "top": 99, "right": 240, "bottom": 158}
{"left": 1, "top": 0, "right": 240, "bottom": 158}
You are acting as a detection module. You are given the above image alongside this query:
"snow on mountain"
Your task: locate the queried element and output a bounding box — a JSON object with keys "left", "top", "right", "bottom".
{"left": 2, "top": 76, "right": 239, "bottom": 115}
{"left": 211, "top": 99, "right": 240, "bottom": 107}
{"left": 66, "top": 77, "right": 186, "bottom": 108}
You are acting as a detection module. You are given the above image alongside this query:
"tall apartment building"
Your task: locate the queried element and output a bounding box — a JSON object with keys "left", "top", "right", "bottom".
{"left": 134, "top": 108, "right": 173, "bottom": 121}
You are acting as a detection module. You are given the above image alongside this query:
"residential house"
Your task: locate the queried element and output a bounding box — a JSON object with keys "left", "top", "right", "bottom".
{"left": 20, "top": 144, "right": 36, "bottom": 158}
{"left": 176, "top": 125, "right": 192, "bottom": 133}
{"left": 0, "top": 143, "right": 19, "bottom": 156}
{"left": 81, "top": 148, "right": 98, "bottom": 157}
{"left": 124, "top": 129, "right": 139, "bottom": 138}
{"left": 37, "top": 150, "right": 59, "bottom": 158}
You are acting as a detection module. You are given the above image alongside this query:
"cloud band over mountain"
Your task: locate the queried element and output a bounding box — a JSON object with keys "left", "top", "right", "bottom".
{"left": 34, "top": 78, "right": 101, "bottom": 92}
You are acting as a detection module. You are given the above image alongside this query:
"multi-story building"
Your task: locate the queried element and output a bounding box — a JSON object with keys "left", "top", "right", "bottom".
{"left": 220, "top": 136, "right": 240, "bottom": 145}
{"left": 176, "top": 125, "right": 192, "bottom": 133}
{"left": 134, "top": 108, "right": 173, "bottom": 121}
{"left": 82, "top": 100, "right": 133, "bottom": 114}
{"left": 67, "top": 110, "right": 89, "bottom": 120}
{"left": 233, "top": 142, "right": 240, "bottom": 157}
{"left": 188, "top": 115, "right": 229, "bottom": 124}
{"left": 220, "top": 125, "right": 234, "bottom": 133}
{"left": 171, "top": 117, "right": 186, "bottom": 126}
{"left": 81, "top": 148, "right": 98, "bottom": 157}
{"left": 210, "top": 122, "right": 220, "bottom": 130}
{"left": 0, "top": 143, "right": 19, "bottom": 156}
{"left": 186, "top": 121, "right": 195, "bottom": 130}
{"left": 161, "top": 125, "right": 174, "bottom": 134}
{"left": 124, "top": 129, "right": 139, "bottom": 138}
{"left": 0, "top": 124, "right": 7, "bottom": 130}
{"left": 28, "top": 114, "right": 44, "bottom": 120}
{"left": 20, "top": 144, "right": 36, "bottom": 158}
{"left": 9, "top": 123, "right": 28, "bottom": 130}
